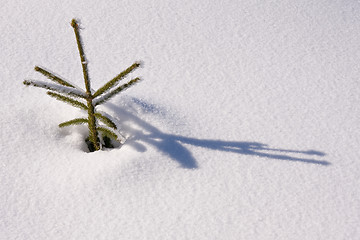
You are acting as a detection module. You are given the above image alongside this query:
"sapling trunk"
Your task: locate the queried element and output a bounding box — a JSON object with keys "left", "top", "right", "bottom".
{"left": 86, "top": 98, "right": 100, "bottom": 150}
{"left": 71, "top": 19, "right": 100, "bottom": 151}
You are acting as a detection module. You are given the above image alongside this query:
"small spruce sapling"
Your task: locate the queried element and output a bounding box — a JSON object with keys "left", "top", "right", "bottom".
{"left": 23, "top": 19, "right": 142, "bottom": 151}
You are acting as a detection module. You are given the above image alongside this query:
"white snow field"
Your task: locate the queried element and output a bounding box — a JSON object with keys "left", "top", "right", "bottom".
{"left": 1, "top": 0, "right": 360, "bottom": 239}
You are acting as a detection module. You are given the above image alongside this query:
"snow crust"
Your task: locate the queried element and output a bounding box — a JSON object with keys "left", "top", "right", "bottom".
{"left": 1, "top": 0, "right": 360, "bottom": 239}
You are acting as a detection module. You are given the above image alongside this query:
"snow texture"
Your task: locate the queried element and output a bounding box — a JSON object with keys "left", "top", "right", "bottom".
{"left": 1, "top": 0, "right": 360, "bottom": 239}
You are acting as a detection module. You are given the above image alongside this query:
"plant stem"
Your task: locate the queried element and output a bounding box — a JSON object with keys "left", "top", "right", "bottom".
{"left": 71, "top": 18, "right": 100, "bottom": 151}
{"left": 71, "top": 19, "right": 91, "bottom": 94}
{"left": 86, "top": 98, "right": 100, "bottom": 150}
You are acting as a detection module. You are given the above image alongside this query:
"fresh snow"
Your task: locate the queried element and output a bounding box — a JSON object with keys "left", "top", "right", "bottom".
{"left": 23, "top": 80, "right": 87, "bottom": 98}
{"left": 1, "top": 0, "right": 360, "bottom": 239}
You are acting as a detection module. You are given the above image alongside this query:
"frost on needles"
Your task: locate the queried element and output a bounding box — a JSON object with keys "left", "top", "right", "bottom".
{"left": 23, "top": 18, "right": 142, "bottom": 152}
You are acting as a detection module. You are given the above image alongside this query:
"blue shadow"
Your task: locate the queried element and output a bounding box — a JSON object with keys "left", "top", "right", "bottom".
{"left": 107, "top": 99, "right": 329, "bottom": 169}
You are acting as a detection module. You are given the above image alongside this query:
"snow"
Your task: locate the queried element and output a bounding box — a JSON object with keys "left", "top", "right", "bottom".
{"left": 23, "top": 80, "right": 87, "bottom": 98}
{"left": 1, "top": 0, "right": 360, "bottom": 239}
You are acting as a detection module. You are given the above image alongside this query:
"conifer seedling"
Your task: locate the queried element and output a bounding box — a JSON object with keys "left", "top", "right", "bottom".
{"left": 23, "top": 19, "right": 142, "bottom": 151}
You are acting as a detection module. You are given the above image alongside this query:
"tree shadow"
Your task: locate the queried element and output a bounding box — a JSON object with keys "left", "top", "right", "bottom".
{"left": 106, "top": 99, "right": 329, "bottom": 168}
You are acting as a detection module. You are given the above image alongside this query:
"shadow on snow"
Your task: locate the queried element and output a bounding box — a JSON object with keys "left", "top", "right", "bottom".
{"left": 106, "top": 99, "right": 329, "bottom": 169}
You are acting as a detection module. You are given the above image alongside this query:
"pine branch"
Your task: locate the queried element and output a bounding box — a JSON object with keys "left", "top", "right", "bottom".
{"left": 59, "top": 118, "right": 88, "bottom": 127}
{"left": 93, "top": 62, "right": 141, "bottom": 98}
{"left": 94, "top": 77, "right": 141, "bottom": 106}
{"left": 47, "top": 91, "right": 88, "bottom": 110}
{"left": 94, "top": 113, "right": 117, "bottom": 130}
{"left": 23, "top": 80, "right": 87, "bottom": 98}
{"left": 97, "top": 127, "right": 119, "bottom": 141}
{"left": 34, "top": 66, "right": 76, "bottom": 88}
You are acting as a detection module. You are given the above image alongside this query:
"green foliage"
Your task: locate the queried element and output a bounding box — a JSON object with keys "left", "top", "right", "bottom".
{"left": 34, "top": 66, "right": 76, "bottom": 88}
{"left": 47, "top": 91, "right": 88, "bottom": 110}
{"left": 59, "top": 118, "right": 88, "bottom": 128}
{"left": 94, "top": 113, "right": 117, "bottom": 129}
{"left": 94, "top": 77, "right": 141, "bottom": 106}
{"left": 23, "top": 18, "right": 143, "bottom": 152}
{"left": 93, "top": 62, "right": 141, "bottom": 98}
{"left": 97, "top": 127, "right": 119, "bottom": 141}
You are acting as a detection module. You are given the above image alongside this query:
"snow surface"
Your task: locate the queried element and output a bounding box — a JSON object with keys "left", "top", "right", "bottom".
{"left": 1, "top": 0, "right": 360, "bottom": 239}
